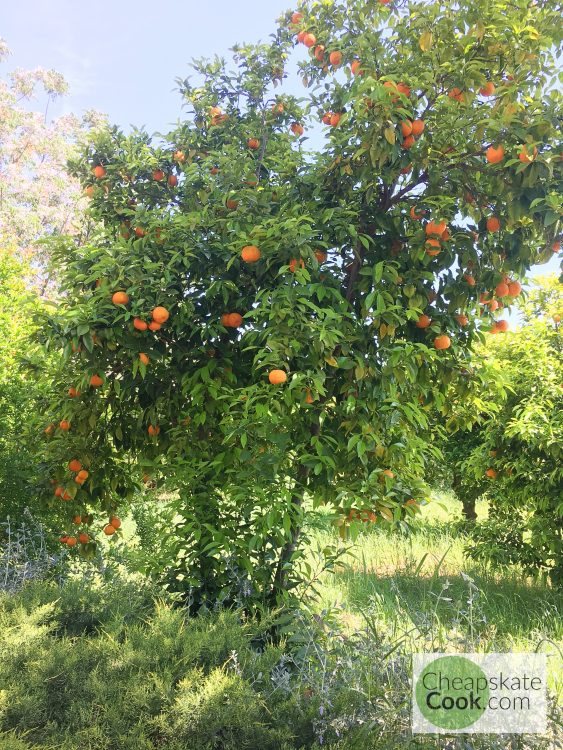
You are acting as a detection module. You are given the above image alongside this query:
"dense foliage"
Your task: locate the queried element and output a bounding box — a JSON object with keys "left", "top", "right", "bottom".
{"left": 37, "top": 0, "right": 563, "bottom": 607}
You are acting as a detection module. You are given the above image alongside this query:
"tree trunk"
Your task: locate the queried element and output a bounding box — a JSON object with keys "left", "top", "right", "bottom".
{"left": 452, "top": 472, "right": 477, "bottom": 522}
{"left": 269, "top": 464, "right": 309, "bottom": 602}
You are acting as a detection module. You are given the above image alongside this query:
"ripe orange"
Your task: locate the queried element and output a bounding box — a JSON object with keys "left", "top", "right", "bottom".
{"left": 303, "top": 33, "right": 317, "bottom": 48}
{"left": 54, "top": 486, "right": 64, "bottom": 497}
{"left": 84, "top": 185, "right": 95, "bottom": 198}
{"left": 271, "top": 102, "right": 284, "bottom": 115}
{"left": 400, "top": 121, "right": 413, "bottom": 137}
{"left": 241, "top": 245, "right": 261, "bottom": 262}
{"left": 351, "top": 60, "right": 362, "bottom": 75}
{"left": 425, "top": 220, "right": 447, "bottom": 237}
{"left": 496, "top": 320, "right": 509, "bottom": 332}
{"left": 112, "top": 291, "right": 129, "bottom": 305}
{"left": 486, "top": 145, "right": 505, "bottom": 164}
{"left": 322, "top": 112, "right": 332, "bottom": 125}
{"left": 425, "top": 238, "right": 441, "bottom": 256}
{"left": 485, "top": 468, "right": 498, "bottom": 479}
{"left": 314, "top": 45, "right": 325, "bottom": 62}
{"left": 68, "top": 387, "right": 80, "bottom": 398}
{"left": 61, "top": 490, "right": 72, "bottom": 501}
{"left": 410, "top": 205, "right": 425, "bottom": 220}
{"left": 402, "top": 135, "right": 415, "bottom": 149}
{"left": 59, "top": 420, "right": 71, "bottom": 431}
{"left": 291, "top": 11, "right": 303, "bottom": 24}
{"left": 416, "top": 314, "right": 432, "bottom": 328}
{"left": 139, "top": 353, "right": 150, "bottom": 366}
{"left": 289, "top": 258, "right": 305, "bottom": 272}
{"left": 68, "top": 459, "right": 82, "bottom": 473}
{"left": 495, "top": 281, "right": 509, "bottom": 297}
{"left": 152, "top": 306, "right": 170, "bottom": 324}
{"left": 103, "top": 524, "right": 116, "bottom": 536}
{"left": 479, "top": 81, "right": 495, "bottom": 96}
{"left": 400, "top": 164, "right": 412, "bottom": 175}
{"left": 330, "top": 113, "right": 341, "bottom": 127}
{"left": 134, "top": 227, "right": 146, "bottom": 238}
{"left": 553, "top": 314, "right": 561, "bottom": 323}
{"left": 411, "top": 119, "right": 425, "bottom": 136}
{"left": 133, "top": 318, "right": 148, "bottom": 331}
{"left": 489, "top": 299, "right": 499, "bottom": 312}
{"left": 329, "top": 51, "right": 342, "bottom": 67}
{"left": 434, "top": 335, "right": 451, "bottom": 350}
{"left": 305, "top": 389, "right": 314, "bottom": 404}
{"left": 314, "top": 249, "right": 327, "bottom": 263}
{"left": 173, "top": 150, "right": 185, "bottom": 162}
{"left": 268, "top": 369, "right": 288, "bottom": 384}
{"left": 153, "top": 169, "right": 165, "bottom": 181}
{"left": 148, "top": 425, "right": 160, "bottom": 436}
{"left": 226, "top": 197, "right": 239, "bottom": 209}
{"left": 92, "top": 165, "right": 106, "bottom": 179}
{"left": 76, "top": 469, "right": 89, "bottom": 481}
{"left": 448, "top": 87, "right": 464, "bottom": 102}
{"left": 72, "top": 515, "right": 82, "bottom": 524}
{"left": 78, "top": 533, "right": 90, "bottom": 544}
{"left": 507, "top": 280, "right": 521, "bottom": 297}
{"left": 518, "top": 145, "right": 538, "bottom": 163}
{"left": 148, "top": 321, "right": 161, "bottom": 332}
{"left": 464, "top": 273, "right": 476, "bottom": 286}
{"left": 456, "top": 314, "right": 469, "bottom": 326}
{"left": 553, "top": 241, "right": 561, "bottom": 253}
{"left": 381, "top": 469, "right": 394, "bottom": 480}
{"left": 291, "top": 122, "right": 304, "bottom": 136}
{"left": 486, "top": 217, "right": 500, "bottom": 232}
{"left": 109, "top": 516, "right": 122, "bottom": 529}
{"left": 247, "top": 138, "right": 260, "bottom": 150}
{"left": 227, "top": 313, "right": 243, "bottom": 328}
{"left": 66, "top": 536, "right": 78, "bottom": 547}
{"left": 167, "top": 174, "right": 178, "bottom": 187}
{"left": 90, "top": 374, "right": 103, "bottom": 387}
{"left": 296, "top": 30, "right": 306, "bottom": 43}
{"left": 210, "top": 166, "right": 219, "bottom": 175}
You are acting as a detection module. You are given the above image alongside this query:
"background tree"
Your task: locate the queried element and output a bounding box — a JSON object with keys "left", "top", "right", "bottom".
{"left": 0, "top": 39, "right": 104, "bottom": 293}
{"left": 36, "top": 0, "right": 562, "bottom": 608}
{"left": 460, "top": 275, "right": 562, "bottom": 583}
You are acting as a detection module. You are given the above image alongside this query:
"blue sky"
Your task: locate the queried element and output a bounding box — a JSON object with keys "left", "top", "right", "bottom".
{"left": 3, "top": 0, "right": 559, "bottom": 282}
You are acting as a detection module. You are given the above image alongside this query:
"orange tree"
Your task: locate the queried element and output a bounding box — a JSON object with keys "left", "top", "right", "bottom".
{"left": 37, "top": 0, "right": 562, "bottom": 607}
{"left": 460, "top": 276, "right": 562, "bottom": 583}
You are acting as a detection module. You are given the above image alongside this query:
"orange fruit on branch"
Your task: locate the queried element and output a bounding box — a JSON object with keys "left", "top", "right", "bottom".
{"left": 291, "top": 122, "right": 304, "bottom": 136}
{"left": 152, "top": 169, "right": 165, "bottom": 181}
{"left": 303, "top": 33, "right": 316, "bottom": 47}
{"left": 241, "top": 245, "right": 261, "bottom": 262}
{"left": 268, "top": 369, "right": 288, "bottom": 385}
{"left": 329, "top": 50, "right": 342, "bottom": 67}
{"left": 90, "top": 374, "right": 103, "bottom": 387}
{"left": 247, "top": 138, "right": 260, "bottom": 150}
{"left": 133, "top": 318, "right": 148, "bottom": 331}
{"left": 92, "top": 165, "right": 106, "bottom": 179}
{"left": 152, "top": 306, "right": 170, "bottom": 324}
{"left": 486, "top": 145, "right": 505, "bottom": 164}
{"left": 112, "top": 291, "right": 129, "bottom": 305}
{"left": 109, "top": 516, "right": 121, "bottom": 529}
{"left": 59, "top": 420, "right": 71, "bottom": 431}
{"left": 139, "top": 353, "right": 149, "bottom": 366}
{"left": 411, "top": 119, "right": 425, "bottom": 136}
{"left": 416, "top": 314, "right": 432, "bottom": 328}
{"left": 479, "top": 82, "right": 495, "bottom": 96}
{"left": 147, "top": 425, "right": 160, "bottom": 436}
{"left": 434, "top": 335, "right": 451, "bottom": 350}
{"left": 68, "top": 460, "right": 82, "bottom": 473}
{"left": 507, "top": 280, "right": 521, "bottom": 297}
{"left": 103, "top": 524, "right": 116, "bottom": 536}
{"left": 486, "top": 217, "right": 500, "bottom": 232}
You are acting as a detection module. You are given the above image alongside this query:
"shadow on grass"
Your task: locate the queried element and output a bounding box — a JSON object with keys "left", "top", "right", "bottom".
{"left": 332, "top": 565, "right": 563, "bottom": 642}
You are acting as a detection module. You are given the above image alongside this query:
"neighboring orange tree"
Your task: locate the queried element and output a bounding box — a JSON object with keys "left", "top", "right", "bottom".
{"left": 37, "top": 0, "right": 562, "bottom": 607}
{"left": 459, "top": 276, "right": 562, "bottom": 583}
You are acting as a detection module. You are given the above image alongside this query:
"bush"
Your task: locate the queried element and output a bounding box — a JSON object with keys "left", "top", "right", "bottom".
{"left": 0, "top": 575, "right": 559, "bottom": 750}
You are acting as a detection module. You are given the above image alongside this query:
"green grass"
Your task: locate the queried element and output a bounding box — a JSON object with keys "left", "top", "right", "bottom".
{"left": 306, "top": 491, "right": 562, "bottom": 695}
